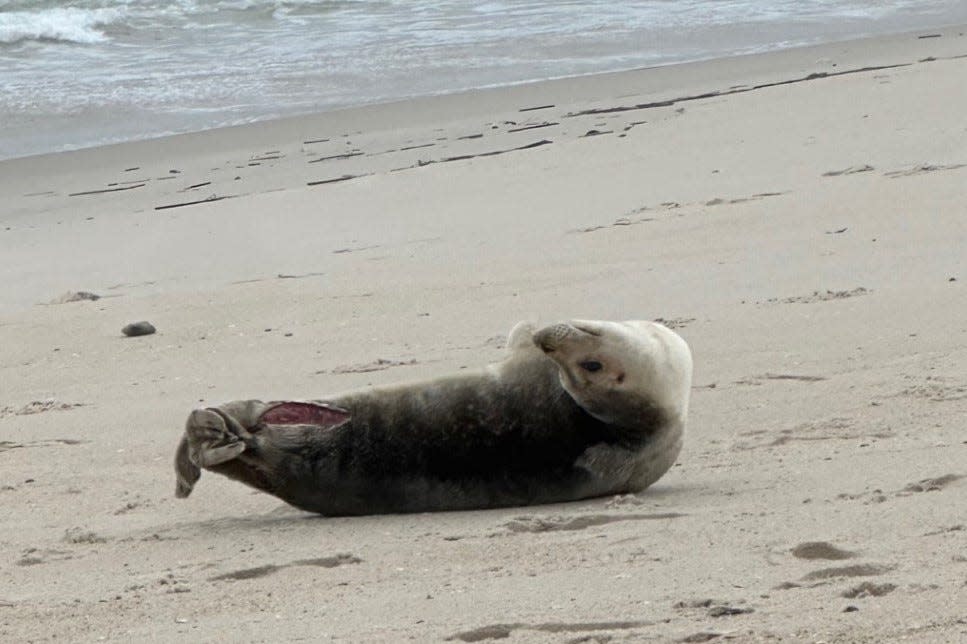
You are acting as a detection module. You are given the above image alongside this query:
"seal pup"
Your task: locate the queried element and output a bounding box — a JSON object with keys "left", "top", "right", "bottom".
{"left": 174, "top": 319, "right": 692, "bottom": 515}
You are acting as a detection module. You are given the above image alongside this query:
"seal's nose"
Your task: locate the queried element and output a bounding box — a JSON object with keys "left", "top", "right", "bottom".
{"left": 533, "top": 323, "right": 576, "bottom": 353}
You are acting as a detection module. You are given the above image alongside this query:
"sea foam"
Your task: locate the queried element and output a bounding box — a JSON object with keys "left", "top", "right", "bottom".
{"left": 0, "top": 7, "right": 122, "bottom": 45}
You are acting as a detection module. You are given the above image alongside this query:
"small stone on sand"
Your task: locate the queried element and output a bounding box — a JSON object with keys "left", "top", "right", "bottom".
{"left": 122, "top": 321, "right": 156, "bottom": 337}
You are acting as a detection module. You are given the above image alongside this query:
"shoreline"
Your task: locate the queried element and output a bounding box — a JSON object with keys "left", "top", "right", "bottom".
{"left": 4, "top": 23, "right": 966, "bottom": 166}
{"left": 2, "top": 24, "right": 966, "bottom": 317}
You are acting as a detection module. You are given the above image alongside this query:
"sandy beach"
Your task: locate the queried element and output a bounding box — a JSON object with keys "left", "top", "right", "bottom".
{"left": 1, "top": 25, "right": 966, "bottom": 643}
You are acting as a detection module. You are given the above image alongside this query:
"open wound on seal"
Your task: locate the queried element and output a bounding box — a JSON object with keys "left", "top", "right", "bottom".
{"left": 260, "top": 402, "right": 351, "bottom": 428}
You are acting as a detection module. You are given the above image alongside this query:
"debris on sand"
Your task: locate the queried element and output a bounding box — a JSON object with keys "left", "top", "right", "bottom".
{"left": 49, "top": 291, "right": 100, "bottom": 304}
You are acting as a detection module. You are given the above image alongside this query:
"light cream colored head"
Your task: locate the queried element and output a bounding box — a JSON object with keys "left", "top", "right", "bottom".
{"left": 533, "top": 319, "right": 692, "bottom": 427}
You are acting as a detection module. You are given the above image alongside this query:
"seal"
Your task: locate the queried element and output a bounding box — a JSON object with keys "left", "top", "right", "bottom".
{"left": 174, "top": 319, "right": 692, "bottom": 515}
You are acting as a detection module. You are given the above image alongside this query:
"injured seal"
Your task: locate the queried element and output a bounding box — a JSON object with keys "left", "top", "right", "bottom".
{"left": 174, "top": 319, "right": 692, "bottom": 515}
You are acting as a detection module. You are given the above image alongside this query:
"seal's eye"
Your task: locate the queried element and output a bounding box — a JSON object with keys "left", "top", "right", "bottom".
{"left": 579, "top": 360, "right": 603, "bottom": 373}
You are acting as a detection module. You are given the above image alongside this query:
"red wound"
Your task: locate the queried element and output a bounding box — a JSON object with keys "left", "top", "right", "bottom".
{"left": 259, "top": 402, "right": 351, "bottom": 429}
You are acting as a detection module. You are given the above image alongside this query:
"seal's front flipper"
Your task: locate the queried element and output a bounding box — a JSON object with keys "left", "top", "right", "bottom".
{"left": 505, "top": 320, "right": 540, "bottom": 354}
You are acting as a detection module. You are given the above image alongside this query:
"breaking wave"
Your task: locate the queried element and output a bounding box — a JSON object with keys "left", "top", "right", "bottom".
{"left": 0, "top": 7, "right": 123, "bottom": 45}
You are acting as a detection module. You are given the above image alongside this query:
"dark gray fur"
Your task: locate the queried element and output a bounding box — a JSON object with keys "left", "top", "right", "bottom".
{"left": 176, "top": 344, "right": 669, "bottom": 516}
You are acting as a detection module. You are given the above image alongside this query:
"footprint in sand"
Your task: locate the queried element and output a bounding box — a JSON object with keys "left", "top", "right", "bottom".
{"left": 0, "top": 400, "right": 85, "bottom": 418}
{"left": 758, "top": 287, "right": 869, "bottom": 305}
{"left": 63, "top": 528, "right": 108, "bottom": 545}
{"left": 0, "top": 438, "right": 87, "bottom": 452}
{"left": 209, "top": 553, "right": 361, "bottom": 582}
{"left": 653, "top": 317, "right": 695, "bottom": 330}
{"left": 499, "top": 512, "right": 684, "bottom": 534}
{"left": 674, "top": 598, "right": 754, "bottom": 618}
{"left": 895, "top": 376, "right": 967, "bottom": 402}
{"left": 320, "top": 358, "right": 419, "bottom": 375}
{"left": 835, "top": 474, "right": 962, "bottom": 504}
{"left": 791, "top": 541, "right": 857, "bottom": 560}
{"left": 899, "top": 474, "right": 963, "bottom": 493}
{"left": 734, "top": 417, "right": 892, "bottom": 451}
{"left": 446, "top": 620, "right": 651, "bottom": 643}
{"left": 822, "top": 164, "right": 875, "bottom": 177}
{"left": 17, "top": 547, "right": 76, "bottom": 566}
{"left": 841, "top": 581, "right": 896, "bottom": 598}
{"left": 800, "top": 563, "right": 894, "bottom": 581}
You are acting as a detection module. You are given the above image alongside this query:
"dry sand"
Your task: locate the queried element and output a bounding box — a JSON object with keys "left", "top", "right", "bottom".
{"left": 1, "top": 26, "right": 966, "bottom": 643}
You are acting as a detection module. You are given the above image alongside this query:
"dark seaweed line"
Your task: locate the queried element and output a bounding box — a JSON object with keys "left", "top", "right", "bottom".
{"left": 69, "top": 183, "right": 146, "bottom": 197}
{"left": 564, "top": 63, "right": 912, "bottom": 117}
{"left": 154, "top": 195, "right": 234, "bottom": 210}
{"left": 388, "top": 139, "right": 553, "bottom": 173}
{"left": 306, "top": 173, "right": 369, "bottom": 187}
{"left": 308, "top": 151, "right": 363, "bottom": 163}
{"left": 441, "top": 139, "right": 553, "bottom": 163}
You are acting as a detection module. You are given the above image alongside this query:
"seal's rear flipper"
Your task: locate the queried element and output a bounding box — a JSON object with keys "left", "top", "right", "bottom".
{"left": 259, "top": 401, "right": 350, "bottom": 428}
{"left": 186, "top": 408, "right": 248, "bottom": 467}
{"left": 174, "top": 435, "right": 201, "bottom": 498}
{"left": 175, "top": 407, "right": 248, "bottom": 499}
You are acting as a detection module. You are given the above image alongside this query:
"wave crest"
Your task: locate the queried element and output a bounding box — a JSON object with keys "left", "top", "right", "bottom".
{"left": 0, "top": 7, "right": 123, "bottom": 45}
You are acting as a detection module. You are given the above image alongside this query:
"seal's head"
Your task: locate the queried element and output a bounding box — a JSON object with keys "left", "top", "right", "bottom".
{"left": 533, "top": 319, "right": 692, "bottom": 427}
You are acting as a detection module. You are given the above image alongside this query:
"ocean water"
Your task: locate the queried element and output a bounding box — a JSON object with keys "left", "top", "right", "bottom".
{"left": 2, "top": 0, "right": 966, "bottom": 159}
